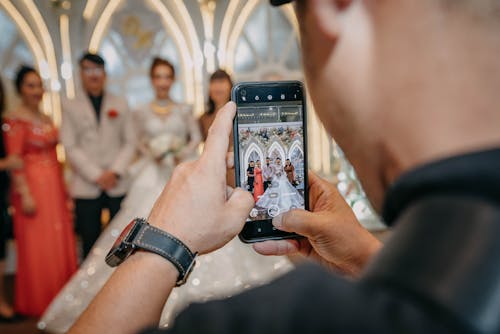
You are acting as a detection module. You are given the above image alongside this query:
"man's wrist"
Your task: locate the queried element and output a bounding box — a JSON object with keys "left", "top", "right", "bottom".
{"left": 147, "top": 215, "right": 198, "bottom": 254}
{"left": 122, "top": 251, "right": 179, "bottom": 288}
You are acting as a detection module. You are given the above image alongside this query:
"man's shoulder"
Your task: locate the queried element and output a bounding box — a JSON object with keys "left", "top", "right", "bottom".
{"left": 106, "top": 93, "right": 129, "bottom": 108}
{"left": 61, "top": 95, "right": 85, "bottom": 115}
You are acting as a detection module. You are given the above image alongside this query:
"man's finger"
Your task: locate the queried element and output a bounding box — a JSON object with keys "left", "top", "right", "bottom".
{"left": 226, "top": 151, "right": 234, "bottom": 170}
{"left": 202, "top": 102, "right": 236, "bottom": 165}
{"left": 272, "top": 209, "right": 321, "bottom": 237}
{"left": 252, "top": 239, "right": 299, "bottom": 256}
{"left": 225, "top": 188, "right": 254, "bottom": 233}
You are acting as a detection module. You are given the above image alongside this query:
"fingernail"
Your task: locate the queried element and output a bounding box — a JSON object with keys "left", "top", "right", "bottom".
{"left": 272, "top": 214, "right": 283, "bottom": 228}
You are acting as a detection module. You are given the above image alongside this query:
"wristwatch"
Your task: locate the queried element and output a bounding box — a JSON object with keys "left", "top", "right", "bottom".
{"left": 105, "top": 218, "right": 197, "bottom": 286}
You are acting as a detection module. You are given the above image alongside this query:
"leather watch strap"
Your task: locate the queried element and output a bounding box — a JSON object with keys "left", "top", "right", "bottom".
{"left": 133, "top": 220, "right": 197, "bottom": 286}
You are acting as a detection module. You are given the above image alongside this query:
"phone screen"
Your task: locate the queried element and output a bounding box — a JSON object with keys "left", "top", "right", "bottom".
{"left": 233, "top": 82, "right": 307, "bottom": 233}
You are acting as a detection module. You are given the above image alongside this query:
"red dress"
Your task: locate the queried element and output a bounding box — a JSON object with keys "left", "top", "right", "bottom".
{"left": 3, "top": 118, "right": 77, "bottom": 316}
{"left": 253, "top": 167, "right": 264, "bottom": 202}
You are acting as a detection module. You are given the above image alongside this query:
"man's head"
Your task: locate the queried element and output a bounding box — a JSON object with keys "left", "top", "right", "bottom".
{"left": 276, "top": 158, "right": 282, "bottom": 165}
{"left": 274, "top": 0, "right": 500, "bottom": 211}
{"left": 250, "top": 161, "right": 255, "bottom": 167}
{"left": 266, "top": 157, "right": 271, "bottom": 164}
{"left": 79, "top": 52, "right": 106, "bottom": 96}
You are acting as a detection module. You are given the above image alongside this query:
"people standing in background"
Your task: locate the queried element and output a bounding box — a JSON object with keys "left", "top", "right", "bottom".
{"left": 198, "top": 69, "right": 235, "bottom": 186}
{"left": 60, "top": 53, "right": 136, "bottom": 257}
{"left": 246, "top": 160, "right": 255, "bottom": 193}
{"left": 274, "top": 157, "right": 283, "bottom": 176}
{"left": 3, "top": 66, "right": 77, "bottom": 317}
{"left": 284, "top": 159, "right": 295, "bottom": 186}
{"left": 253, "top": 160, "right": 264, "bottom": 202}
{"left": 262, "top": 157, "right": 275, "bottom": 191}
{"left": 40, "top": 57, "right": 290, "bottom": 332}
{"left": 0, "top": 77, "right": 23, "bottom": 322}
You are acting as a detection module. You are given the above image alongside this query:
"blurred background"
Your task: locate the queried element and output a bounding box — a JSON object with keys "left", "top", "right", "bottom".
{"left": 0, "top": 0, "right": 385, "bottom": 271}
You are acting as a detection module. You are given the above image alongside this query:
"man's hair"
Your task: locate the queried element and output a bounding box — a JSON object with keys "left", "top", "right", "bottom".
{"left": 250, "top": 160, "right": 254, "bottom": 163}
{"left": 79, "top": 52, "right": 105, "bottom": 67}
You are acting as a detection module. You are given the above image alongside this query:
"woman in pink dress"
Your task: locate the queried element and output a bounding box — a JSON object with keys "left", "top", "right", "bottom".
{"left": 3, "top": 66, "right": 77, "bottom": 316}
{"left": 253, "top": 160, "right": 264, "bottom": 202}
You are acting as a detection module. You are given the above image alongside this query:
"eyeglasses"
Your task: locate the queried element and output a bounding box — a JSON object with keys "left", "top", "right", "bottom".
{"left": 82, "top": 67, "right": 104, "bottom": 76}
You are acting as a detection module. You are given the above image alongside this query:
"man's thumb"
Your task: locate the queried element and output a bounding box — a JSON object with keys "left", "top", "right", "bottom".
{"left": 272, "top": 209, "right": 319, "bottom": 237}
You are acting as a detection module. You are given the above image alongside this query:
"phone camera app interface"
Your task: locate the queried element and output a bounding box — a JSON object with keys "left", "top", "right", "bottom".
{"left": 237, "top": 100, "right": 305, "bottom": 222}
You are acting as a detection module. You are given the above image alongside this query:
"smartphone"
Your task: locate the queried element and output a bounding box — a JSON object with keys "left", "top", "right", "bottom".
{"left": 232, "top": 81, "right": 309, "bottom": 243}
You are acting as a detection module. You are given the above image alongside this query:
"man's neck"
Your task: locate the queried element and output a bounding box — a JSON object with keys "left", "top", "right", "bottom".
{"left": 87, "top": 89, "right": 103, "bottom": 98}
{"left": 376, "top": 6, "right": 500, "bottom": 192}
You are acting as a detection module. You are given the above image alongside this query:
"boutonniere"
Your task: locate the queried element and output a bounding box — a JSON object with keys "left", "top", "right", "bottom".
{"left": 107, "top": 109, "right": 119, "bottom": 119}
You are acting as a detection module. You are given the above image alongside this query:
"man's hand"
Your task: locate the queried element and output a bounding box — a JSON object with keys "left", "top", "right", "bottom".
{"left": 96, "top": 171, "right": 118, "bottom": 191}
{"left": 253, "top": 172, "right": 382, "bottom": 277}
{"left": 148, "top": 102, "right": 254, "bottom": 254}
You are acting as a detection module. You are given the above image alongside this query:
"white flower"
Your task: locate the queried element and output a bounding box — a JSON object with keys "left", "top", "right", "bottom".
{"left": 148, "top": 134, "right": 185, "bottom": 159}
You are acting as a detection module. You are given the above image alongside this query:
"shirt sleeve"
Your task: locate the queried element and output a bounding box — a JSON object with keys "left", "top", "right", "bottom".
{"left": 139, "top": 263, "right": 455, "bottom": 334}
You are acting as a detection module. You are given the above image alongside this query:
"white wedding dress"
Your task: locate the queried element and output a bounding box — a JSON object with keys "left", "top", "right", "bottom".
{"left": 39, "top": 103, "right": 293, "bottom": 332}
{"left": 256, "top": 166, "right": 305, "bottom": 215}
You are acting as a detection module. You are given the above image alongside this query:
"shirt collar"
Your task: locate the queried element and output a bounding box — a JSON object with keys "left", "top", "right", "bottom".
{"left": 382, "top": 147, "right": 500, "bottom": 225}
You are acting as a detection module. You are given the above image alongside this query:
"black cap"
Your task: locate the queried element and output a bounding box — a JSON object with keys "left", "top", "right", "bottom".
{"left": 270, "top": 0, "right": 293, "bottom": 6}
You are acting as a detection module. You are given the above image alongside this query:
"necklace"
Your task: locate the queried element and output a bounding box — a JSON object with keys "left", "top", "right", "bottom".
{"left": 151, "top": 101, "right": 173, "bottom": 115}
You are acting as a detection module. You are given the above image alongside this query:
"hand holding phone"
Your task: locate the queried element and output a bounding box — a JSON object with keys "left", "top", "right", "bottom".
{"left": 232, "top": 81, "right": 309, "bottom": 243}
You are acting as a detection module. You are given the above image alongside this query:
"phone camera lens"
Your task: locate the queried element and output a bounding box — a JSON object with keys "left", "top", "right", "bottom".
{"left": 241, "top": 89, "right": 247, "bottom": 96}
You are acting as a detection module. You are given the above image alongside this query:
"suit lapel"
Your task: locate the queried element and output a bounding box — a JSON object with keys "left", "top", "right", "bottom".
{"left": 80, "top": 94, "right": 99, "bottom": 128}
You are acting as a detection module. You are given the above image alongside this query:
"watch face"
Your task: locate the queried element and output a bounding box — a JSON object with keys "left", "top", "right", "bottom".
{"left": 105, "top": 220, "right": 143, "bottom": 267}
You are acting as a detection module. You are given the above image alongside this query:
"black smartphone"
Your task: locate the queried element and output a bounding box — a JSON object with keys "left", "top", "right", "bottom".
{"left": 232, "top": 81, "right": 309, "bottom": 243}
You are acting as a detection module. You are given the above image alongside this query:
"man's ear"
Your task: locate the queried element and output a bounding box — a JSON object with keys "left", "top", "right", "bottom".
{"left": 310, "top": 0, "right": 354, "bottom": 41}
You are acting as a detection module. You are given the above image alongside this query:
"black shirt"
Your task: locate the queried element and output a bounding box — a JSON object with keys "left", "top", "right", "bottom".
{"left": 88, "top": 94, "right": 103, "bottom": 122}
{"left": 144, "top": 148, "right": 500, "bottom": 334}
{"left": 247, "top": 166, "right": 255, "bottom": 179}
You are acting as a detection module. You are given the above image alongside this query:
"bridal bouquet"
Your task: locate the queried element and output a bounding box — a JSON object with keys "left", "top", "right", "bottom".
{"left": 148, "top": 134, "right": 185, "bottom": 161}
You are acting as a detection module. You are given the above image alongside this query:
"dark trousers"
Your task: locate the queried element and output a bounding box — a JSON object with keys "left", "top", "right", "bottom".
{"left": 248, "top": 178, "right": 255, "bottom": 192}
{"left": 264, "top": 180, "right": 272, "bottom": 191}
{"left": 75, "top": 192, "right": 125, "bottom": 258}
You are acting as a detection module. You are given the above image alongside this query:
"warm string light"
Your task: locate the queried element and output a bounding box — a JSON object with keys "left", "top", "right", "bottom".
{"left": 89, "top": 0, "right": 122, "bottom": 53}
{"left": 218, "top": 0, "right": 240, "bottom": 67}
{"left": 226, "top": 0, "right": 259, "bottom": 74}
{"left": 23, "top": 0, "right": 61, "bottom": 124}
{"left": 83, "top": 0, "right": 99, "bottom": 20}
{"left": 60, "top": 14, "right": 75, "bottom": 99}
{"left": 200, "top": 0, "right": 216, "bottom": 74}
{"left": 0, "top": 1, "right": 57, "bottom": 122}
{"left": 173, "top": 0, "right": 205, "bottom": 115}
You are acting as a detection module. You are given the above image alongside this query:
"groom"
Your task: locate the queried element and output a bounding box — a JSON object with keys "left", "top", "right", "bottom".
{"left": 60, "top": 52, "right": 136, "bottom": 257}
{"left": 262, "top": 157, "right": 275, "bottom": 191}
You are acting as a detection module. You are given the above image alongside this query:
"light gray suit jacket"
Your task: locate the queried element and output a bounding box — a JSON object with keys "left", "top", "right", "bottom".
{"left": 60, "top": 91, "right": 136, "bottom": 199}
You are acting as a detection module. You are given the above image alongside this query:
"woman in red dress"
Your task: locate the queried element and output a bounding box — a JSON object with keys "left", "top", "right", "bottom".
{"left": 253, "top": 160, "right": 264, "bottom": 202}
{"left": 3, "top": 66, "right": 77, "bottom": 316}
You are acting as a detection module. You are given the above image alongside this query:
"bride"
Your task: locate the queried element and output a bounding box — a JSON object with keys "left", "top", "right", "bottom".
{"left": 39, "top": 59, "right": 292, "bottom": 332}
{"left": 256, "top": 157, "right": 304, "bottom": 217}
